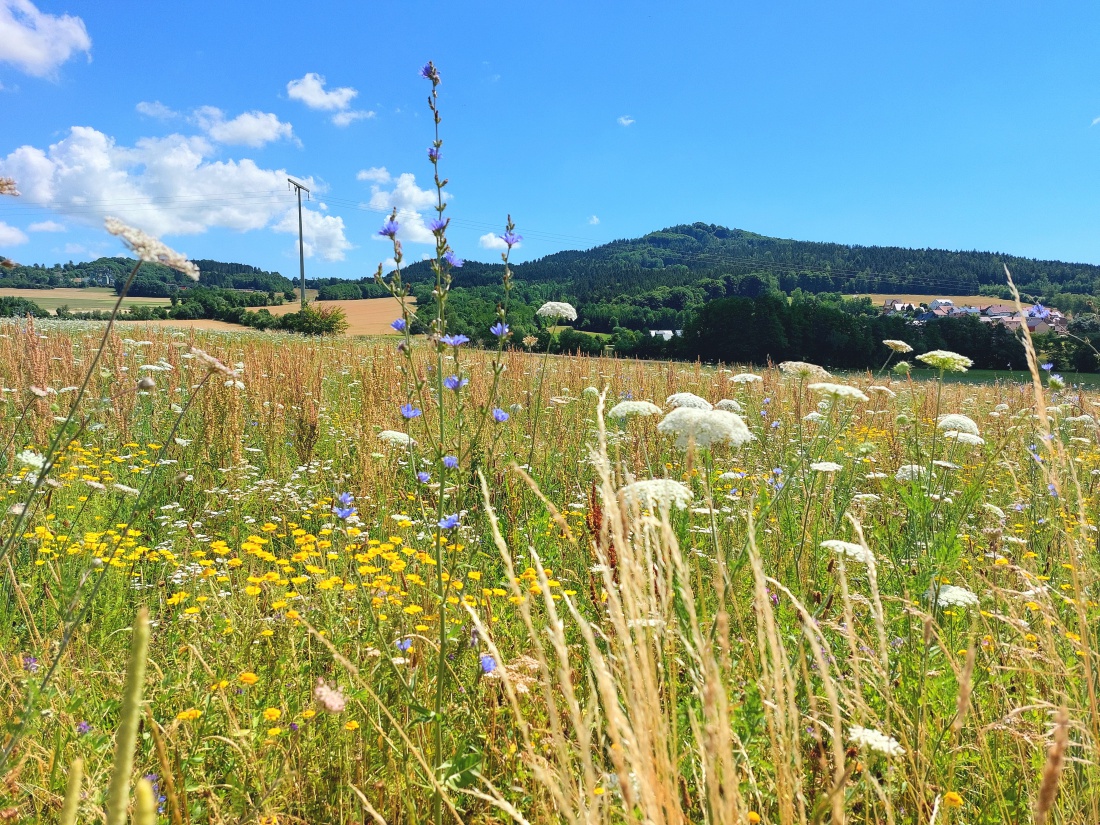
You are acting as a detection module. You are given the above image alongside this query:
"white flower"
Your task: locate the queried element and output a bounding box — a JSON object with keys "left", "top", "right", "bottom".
{"left": 943, "top": 431, "right": 984, "bottom": 446}
{"left": 104, "top": 217, "right": 200, "bottom": 280}
{"left": 803, "top": 411, "right": 827, "bottom": 423}
{"left": 822, "top": 539, "right": 874, "bottom": 565}
{"left": 378, "top": 430, "right": 415, "bottom": 447}
{"left": 810, "top": 461, "right": 843, "bottom": 473}
{"left": 916, "top": 349, "right": 973, "bottom": 372}
{"left": 937, "top": 414, "right": 979, "bottom": 435}
{"left": 619, "top": 479, "right": 694, "bottom": 510}
{"left": 926, "top": 583, "right": 979, "bottom": 609}
{"left": 15, "top": 450, "right": 46, "bottom": 470}
{"left": 731, "top": 373, "right": 763, "bottom": 384}
{"left": 883, "top": 339, "right": 913, "bottom": 353}
{"left": 982, "top": 503, "right": 1006, "bottom": 520}
{"left": 808, "top": 382, "right": 869, "bottom": 402}
{"left": 657, "top": 407, "right": 754, "bottom": 450}
{"left": 868, "top": 385, "right": 896, "bottom": 397}
{"left": 779, "top": 361, "right": 831, "bottom": 381}
{"left": 583, "top": 386, "right": 599, "bottom": 397}
{"left": 849, "top": 726, "right": 905, "bottom": 757}
{"left": 665, "top": 392, "right": 712, "bottom": 410}
{"left": 113, "top": 483, "right": 141, "bottom": 496}
{"left": 853, "top": 493, "right": 881, "bottom": 503}
{"left": 536, "top": 301, "right": 578, "bottom": 322}
{"left": 608, "top": 400, "right": 663, "bottom": 419}
{"left": 895, "top": 464, "right": 927, "bottom": 482}
{"left": 715, "top": 398, "right": 743, "bottom": 412}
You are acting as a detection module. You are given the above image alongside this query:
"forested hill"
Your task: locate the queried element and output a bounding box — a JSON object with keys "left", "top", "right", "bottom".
{"left": 400, "top": 222, "right": 1100, "bottom": 303}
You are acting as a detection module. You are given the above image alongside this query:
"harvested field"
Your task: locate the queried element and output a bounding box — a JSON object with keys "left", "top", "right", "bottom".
{"left": 0, "top": 287, "right": 172, "bottom": 312}
{"left": 253, "top": 295, "right": 413, "bottom": 335}
{"left": 853, "top": 292, "right": 1035, "bottom": 308}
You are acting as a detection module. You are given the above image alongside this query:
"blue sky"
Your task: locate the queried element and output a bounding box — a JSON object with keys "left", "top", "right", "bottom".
{"left": 2, "top": 1, "right": 1100, "bottom": 278}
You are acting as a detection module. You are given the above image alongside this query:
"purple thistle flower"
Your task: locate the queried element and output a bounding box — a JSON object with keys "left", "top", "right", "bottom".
{"left": 289, "top": 722, "right": 299, "bottom": 732}
{"left": 442, "top": 455, "right": 458, "bottom": 469}
{"left": 479, "top": 654, "right": 496, "bottom": 674}
{"left": 499, "top": 230, "right": 522, "bottom": 247}
{"left": 416, "top": 471, "right": 431, "bottom": 483}
{"left": 443, "top": 250, "right": 463, "bottom": 268}
{"left": 440, "top": 334, "right": 469, "bottom": 347}
{"left": 490, "top": 321, "right": 509, "bottom": 337}
{"left": 428, "top": 146, "right": 441, "bottom": 162}
{"left": 438, "top": 514, "right": 460, "bottom": 529}
{"left": 429, "top": 218, "right": 447, "bottom": 233}
{"left": 492, "top": 408, "right": 509, "bottom": 423}
{"left": 391, "top": 318, "right": 407, "bottom": 332}
{"left": 379, "top": 219, "right": 399, "bottom": 238}
{"left": 443, "top": 375, "right": 468, "bottom": 391}
{"left": 400, "top": 404, "right": 422, "bottom": 419}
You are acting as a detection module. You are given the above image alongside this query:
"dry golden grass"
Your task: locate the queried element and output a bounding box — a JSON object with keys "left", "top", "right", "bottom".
{"left": 0, "top": 287, "right": 172, "bottom": 312}
{"left": 853, "top": 292, "right": 1035, "bottom": 308}
{"left": 253, "top": 295, "right": 414, "bottom": 335}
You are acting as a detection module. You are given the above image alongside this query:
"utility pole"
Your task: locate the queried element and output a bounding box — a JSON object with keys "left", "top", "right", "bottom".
{"left": 288, "top": 178, "right": 310, "bottom": 310}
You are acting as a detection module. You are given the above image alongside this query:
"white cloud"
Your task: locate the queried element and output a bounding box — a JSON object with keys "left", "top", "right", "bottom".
{"left": 273, "top": 205, "right": 351, "bottom": 262}
{"left": 479, "top": 232, "right": 519, "bottom": 251}
{"left": 1092, "top": 116, "right": 1100, "bottom": 127}
{"left": 193, "top": 106, "right": 296, "bottom": 148}
{"left": 617, "top": 115, "right": 635, "bottom": 127}
{"left": 588, "top": 214, "right": 600, "bottom": 225}
{"left": 136, "top": 100, "right": 178, "bottom": 120}
{"left": 0, "top": 0, "right": 90, "bottom": 78}
{"left": 356, "top": 166, "right": 391, "bottom": 184}
{"left": 27, "top": 219, "right": 63, "bottom": 232}
{"left": 365, "top": 172, "right": 448, "bottom": 245}
{"left": 332, "top": 109, "right": 374, "bottom": 127}
{"left": 0, "top": 125, "right": 350, "bottom": 260}
{"left": 287, "top": 72, "right": 357, "bottom": 111}
{"left": 0, "top": 221, "right": 28, "bottom": 246}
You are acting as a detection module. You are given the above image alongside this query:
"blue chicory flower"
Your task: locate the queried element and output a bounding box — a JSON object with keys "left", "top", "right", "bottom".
{"left": 499, "top": 230, "right": 522, "bottom": 247}
{"left": 416, "top": 472, "right": 431, "bottom": 483}
{"left": 429, "top": 218, "right": 447, "bottom": 233}
{"left": 443, "top": 375, "right": 468, "bottom": 391}
{"left": 490, "top": 321, "right": 509, "bottom": 337}
{"left": 492, "top": 408, "right": 509, "bottom": 423}
{"left": 379, "top": 219, "right": 399, "bottom": 238}
{"left": 1041, "top": 362, "right": 1053, "bottom": 371}
{"left": 440, "top": 334, "right": 469, "bottom": 347}
{"left": 400, "top": 404, "right": 422, "bottom": 419}
{"left": 428, "top": 146, "right": 441, "bottom": 162}
{"left": 396, "top": 637, "right": 413, "bottom": 652}
{"left": 443, "top": 250, "right": 463, "bottom": 268}
{"left": 391, "top": 318, "right": 407, "bottom": 332}
{"left": 442, "top": 455, "right": 458, "bottom": 469}
{"left": 479, "top": 654, "right": 496, "bottom": 674}
{"left": 438, "top": 514, "right": 460, "bottom": 529}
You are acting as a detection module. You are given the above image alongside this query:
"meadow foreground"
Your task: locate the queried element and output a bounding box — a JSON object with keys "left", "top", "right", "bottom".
{"left": 1, "top": 320, "right": 1098, "bottom": 824}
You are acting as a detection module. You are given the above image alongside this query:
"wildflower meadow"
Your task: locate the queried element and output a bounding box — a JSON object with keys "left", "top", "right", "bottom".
{"left": 3, "top": 63, "right": 1100, "bottom": 825}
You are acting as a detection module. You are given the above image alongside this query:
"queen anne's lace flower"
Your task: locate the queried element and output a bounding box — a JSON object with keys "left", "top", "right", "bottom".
{"left": 665, "top": 392, "right": 712, "bottom": 410}
{"left": 883, "top": 339, "right": 913, "bottom": 353}
{"left": 731, "top": 373, "right": 763, "bottom": 384}
{"left": 15, "top": 449, "right": 46, "bottom": 469}
{"left": 822, "top": 539, "right": 874, "bottom": 565}
{"left": 916, "top": 349, "right": 973, "bottom": 372}
{"left": 944, "top": 431, "right": 984, "bottom": 446}
{"left": 715, "top": 398, "right": 743, "bottom": 412}
{"left": 608, "top": 400, "right": 662, "bottom": 419}
{"left": 895, "top": 464, "right": 927, "bottom": 482}
{"left": 378, "top": 430, "right": 415, "bottom": 447}
{"left": 849, "top": 726, "right": 905, "bottom": 757}
{"left": 982, "top": 503, "right": 1006, "bottom": 520}
{"left": 868, "top": 385, "right": 896, "bottom": 397}
{"left": 619, "top": 479, "right": 694, "bottom": 510}
{"left": 804, "top": 411, "right": 827, "bottom": 422}
{"left": 104, "top": 217, "right": 200, "bottom": 280}
{"left": 535, "top": 301, "right": 577, "bottom": 322}
{"left": 808, "top": 382, "right": 869, "bottom": 402}
{"left": 926, "top": 583, "right": 978, "bottom": 608}
{"left": 779, "top": 361, "right": 831, "bottom": 381}
{"left": 657, "top": 407, "right": 754, "bottom": 450}
{"left": 810, "top": 461, "right": 843, "bottom": 473}
{"left": 937, "top": 414, "right": 979, "bottom": 435}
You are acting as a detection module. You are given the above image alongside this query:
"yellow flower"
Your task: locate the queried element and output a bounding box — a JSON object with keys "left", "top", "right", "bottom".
{"left": 748, "top": 813, "right": 761, "bottom": 824}
{"left": 176, "top": 708, "right": 202, "bottom": 722}
{"left": 344, "top": 720, "right": 360, "bottom": 731}
{"left": 302, "top": 709, "right": 316, "bottom": 720}
{"left": 943, "top": 791, "right": 963, "bottom": 808}
{"left": 239, "top": 671, "right": 260, "bottom": 686}
{"left": 263, "top": 707, "right": 281, "bottom": 722}
{"left": 266, "top": 727, "right": 283, "bottom": 737}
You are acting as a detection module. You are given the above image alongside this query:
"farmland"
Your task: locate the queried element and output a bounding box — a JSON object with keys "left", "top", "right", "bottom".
{"left": 0, "top": 287, "right": 172, "bottom": 313}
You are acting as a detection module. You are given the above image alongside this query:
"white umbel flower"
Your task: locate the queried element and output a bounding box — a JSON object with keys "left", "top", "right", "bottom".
{"left": 804, "top": 411, "right": 827, "bottom": 423}
{"left": 808, "top": 382, "right": 869, "bottom": 402}
{"left": 715, "top": 398, "right": 743, "bottom": 412}
{"left": 536, "top": 301, "right": 578, "bottom": 322}
{"left": 916, "top": 349, "right": 973, "bottom": 372}
{"left": 15, "top": 449, "right": 46, "bottom": 470}
{"left": 822, "top": 539, "right": 874, "bottom": 565}
{"left": 665, "top": 392, "right": 712, "bottom": 410}
{"left": 937, "top": 414, "right": 979, "bottom": 435}
{"left": 982, "top": 503, "right": 1006, "bottom": 520}
{"left": 926, "top": 583, "right": 979, "bottom": 608}
{"left": 810, "top": 461, "right": 843, "bottom": 473}
{"left": 943, "top": 431, "right": 984, "bottom": 446}
{"left": 849, "top": 726, "right": 905, "bottom": 757}
{"left": 868, "top": 385, "right": 896, "bottom": 397}
{"left": 731, "top": 373, "right": 763, "bottom": 384}
{"left": 895, "top": 464, "right": 927, "bottom": 482}
{"left": 779, "top": 361, "right": 831, "bottom": 381}
{"left": 105, "top": 217, "right": 200, "bottom": 280}
{"left": 883, "top": 339, "right": 913, "bottom": 353}
{"left": 619, "top": 479, "right": 694, "bottom": 510}
{"left": 608, "top": 400, "right": 663, "bottom": 419}
{"left": 657, "top": 407, "right": 754, "bottom": 450}
{"left": 378, "top": 430, "right": 416, "bottom": 447}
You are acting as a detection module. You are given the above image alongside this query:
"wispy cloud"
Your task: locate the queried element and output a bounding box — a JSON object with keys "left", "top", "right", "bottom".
{"left": 28, "top": 219, "right": 64, "bottom": 232}
{"left": 617, "top": 115, "right": 635, "bottom": 127}
{"left": 588, "top": 214, "right": 600, "bottom": 225}
{"left": 136, "top": 100, "right": 178, "bottom": 120}
{"left": 1092, "top": 116, "right": 1100, "bottom": 127}
{"left": 287, "top": 72, "right": 372, "bottom": 126}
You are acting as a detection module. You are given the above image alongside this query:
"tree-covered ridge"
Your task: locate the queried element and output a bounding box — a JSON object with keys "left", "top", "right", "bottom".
{"left": 0, "top": 257, "right": 294, "bottom": 295}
